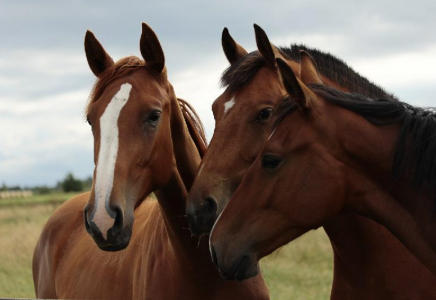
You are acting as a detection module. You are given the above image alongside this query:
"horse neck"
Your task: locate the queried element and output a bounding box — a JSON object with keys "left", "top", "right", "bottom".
{"left": 320, "top": 121, "right": 431, "bottom": 284}
{"left": 344, "top": 143, "right": 436, "bottom": 277}
{"left": 324, "top": 214, "right": 436, "bottom": 290}
{"left": 169, "top": 98, "right": 202, "bottom": 191}
{"left": 153, "top": 92, "right": 207, "bottom": 257}
{"left": 379, "top": 183, "right": 436, "bottom": 274}
{"left": 314, "top": 101, "right": 436, "bottom": 276}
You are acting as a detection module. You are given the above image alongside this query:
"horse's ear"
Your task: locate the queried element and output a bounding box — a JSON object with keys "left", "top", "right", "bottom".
{"left": 140, "top": 22, "right": 165, "bottom": 74}
{"left": 222, "top": 27, "right": 248, "bottom": 65}
{"left": 299, "top": 50, "right": 322, "bottom": 85}
{"left": 84, "top": 30, "right": 114, "bottom": 77}
{"left": 254, "top": 24, "right": 280, "bottom": 67}
{"left": 276, "top": 58, "right": 308, "bottom": 109}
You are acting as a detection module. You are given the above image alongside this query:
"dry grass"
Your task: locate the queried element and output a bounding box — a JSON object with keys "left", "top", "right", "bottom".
{"left": 0, "top": 202, "right": 60, "bottom": 296}
{"left": 0, "top": 193, "right": 77, "bottom": 297}
{"left": 0, "top": 193, "right": 333, "bottom": 299}
{"left": 261, "top": 230, "right": 333, "bottom": 299}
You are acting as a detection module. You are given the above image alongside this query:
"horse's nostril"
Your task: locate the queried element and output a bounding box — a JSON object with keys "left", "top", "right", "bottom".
{"left": 188, "top": 197, "right": 218, "bottom": 235}
{"left": 111, "top": 206, "right": 124, "bottom": 235}
{"left": 203, "top": 197, "right": 218, "bottom": 219}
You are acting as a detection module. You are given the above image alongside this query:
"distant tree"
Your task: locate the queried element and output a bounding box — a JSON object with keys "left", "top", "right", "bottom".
{"left": 34, "top": 185, "right": 51, "bottom": 194}
{"left": 82, "top": 176, "right": 93, "bottom": 190}
{"left": 62, "top": 173, "right": 83, "bottom": 192}
{"left": 0, "top": 183, "right": 7, "bottom": 191}
{"left": 55, "top": 181, "right": 63, "bottom": 191}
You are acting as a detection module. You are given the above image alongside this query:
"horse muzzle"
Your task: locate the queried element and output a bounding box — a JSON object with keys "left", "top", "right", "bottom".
{"left": 84, "top": 205, "right": 133, "bottom": 251}
{"left": 210, "top": 243, "right": 260, "bottom": 281}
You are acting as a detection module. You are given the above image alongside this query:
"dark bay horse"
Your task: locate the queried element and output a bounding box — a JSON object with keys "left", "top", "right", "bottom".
{"left": 32, "top": 23, "right": 269, "bottom": 299}
{"left": 210, "top": 53, "right": 436, "bottom": 296}
{"left": 188, "top": 25, "right": 436, "bottom": 298}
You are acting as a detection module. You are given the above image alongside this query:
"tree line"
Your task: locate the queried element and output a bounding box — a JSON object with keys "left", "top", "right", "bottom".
{"left": 1, "top": 173, "right": 93, "bottom": 194}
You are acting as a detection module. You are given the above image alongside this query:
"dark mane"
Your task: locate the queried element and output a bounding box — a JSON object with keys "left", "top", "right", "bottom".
{"left": 221, "top": 44, "right": 397, "bottom": 101}
{"left": 301, "top": 84, "right": 436, "bottom": 198}
{"left": 85, "top": 56, "right": 207, "bottom": 157}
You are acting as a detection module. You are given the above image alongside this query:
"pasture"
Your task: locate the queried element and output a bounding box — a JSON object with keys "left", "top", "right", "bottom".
{"left": 0, "top": 193, "right": 333, "bottom": 299}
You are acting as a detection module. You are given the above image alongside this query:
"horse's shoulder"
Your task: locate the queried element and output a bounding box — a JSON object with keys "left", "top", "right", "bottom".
{"left": 38, "top": 192, "right": 87, "bottom": 243}
{"left": 33, "top": 192, "right": 90, "bottom": 298}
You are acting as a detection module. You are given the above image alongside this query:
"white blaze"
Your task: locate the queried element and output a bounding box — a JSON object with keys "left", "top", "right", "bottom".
{"left": 223, "top": 97, "right": 235, "bottom": 115}
{"left": 93, "top": 83, "right": 132, "bottom": 239}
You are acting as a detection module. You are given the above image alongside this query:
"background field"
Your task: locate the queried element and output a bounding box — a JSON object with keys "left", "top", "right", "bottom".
{"left": 0, "top": 193, "right": 333, "bottom": 299}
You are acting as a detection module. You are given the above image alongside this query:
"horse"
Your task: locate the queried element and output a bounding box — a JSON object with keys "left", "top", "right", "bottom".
{"left": 210, "top": 51, "right": 436, "bottom": 296}
{"left": 187, "top": 25, "right": 436, "bottom": 299}
{"left": 32, "top": 23, "right": 269, "bottom": 300}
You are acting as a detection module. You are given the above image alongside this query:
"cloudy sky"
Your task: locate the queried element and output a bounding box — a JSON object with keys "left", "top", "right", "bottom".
{"left": 1, "top": 0, "right": 436, "bottom": 187}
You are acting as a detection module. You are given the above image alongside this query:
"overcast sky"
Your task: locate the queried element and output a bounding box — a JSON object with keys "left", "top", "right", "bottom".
{"left": 1, "top": 0, "right": 436, "bottom": 186}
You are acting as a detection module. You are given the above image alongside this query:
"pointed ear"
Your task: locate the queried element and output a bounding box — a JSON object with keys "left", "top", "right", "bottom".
{"left": 276, "top": 58, "right": 308, "bottom": 109}
{"left": 299, "top": 50, "right": 322, "bottom": 85}
{"left": 140, "top": 22, "right": 165, "bottom": 74}
{"left": 222, "top": 28, "right": 248, "bottom": 65}
{"left": 254, "top": 24, "right": 280, "bottom": 67}
{"left": 84, "top": 30, "right": 114, "bottom": 77}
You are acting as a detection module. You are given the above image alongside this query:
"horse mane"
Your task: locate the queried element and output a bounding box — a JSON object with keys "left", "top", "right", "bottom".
{"left": 221, "top": 44, "right": 397, "bottom": 101}
{"left": 177, "top": 98, "right": 208, "bottom": 158}
{"left": 85, "top": 56, "right": 207, "bottom": 157}
{"left": 301, "top": 84, "right": 436, "bottom": 200}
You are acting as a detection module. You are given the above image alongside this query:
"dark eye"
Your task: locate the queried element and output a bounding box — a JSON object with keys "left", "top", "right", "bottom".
{"left": 86, "top": 117, "right": 92, "bottom": 126}
{"left": 146, "top": 110, "right": 161, "bottom": 126}
{"left": 256, "top": 108, "right": 273, "bottom": 121}
{"left": 262, "top": 155, "right": 282, "bottom": 169}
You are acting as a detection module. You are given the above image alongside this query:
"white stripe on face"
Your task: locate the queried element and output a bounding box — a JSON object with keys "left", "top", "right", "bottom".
{"left": 223, "top": 97, "right": 235, "bottom": 116}
{"left": 93, "top": 83, "right": 132, "bottom": 240}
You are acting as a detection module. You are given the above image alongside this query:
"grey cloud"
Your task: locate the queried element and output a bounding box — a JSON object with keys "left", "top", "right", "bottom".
{"left": 1, "top": 0, "right": 436, "bottom": 186}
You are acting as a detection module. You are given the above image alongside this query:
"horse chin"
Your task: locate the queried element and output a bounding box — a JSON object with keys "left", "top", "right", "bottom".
{"left": 98, "top": 239, "right": 130, "bottom": 252}
{"left": 219, "top": 254, "right": 260, "bottom": 281}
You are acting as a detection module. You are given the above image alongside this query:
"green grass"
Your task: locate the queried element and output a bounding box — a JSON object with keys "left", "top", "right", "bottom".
{"left": 0, "top": 193, "right": 333, "bottom": 299}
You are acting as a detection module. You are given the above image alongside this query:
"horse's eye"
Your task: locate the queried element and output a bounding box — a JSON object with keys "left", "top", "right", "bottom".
{"left": 256, "top": 108, "right": 273, "bottom": 121}
{"left": 147, "top": 110, "right": 161, "bottom": 126}
{"left": 262, "top": 155, "right": 282, "bottom": 169}
{"left": 86, "top": 117, "right": 92, "bottom": 126}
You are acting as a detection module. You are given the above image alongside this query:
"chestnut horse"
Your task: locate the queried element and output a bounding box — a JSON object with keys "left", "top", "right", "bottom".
{"left": 32, "top": 23, "right": 269, "bottom": 299}
{"left": 210, "top": 53, "right": 436, "bottom": 295}
{"left": 188, "top": 25, "right": 436, "bottom": 298}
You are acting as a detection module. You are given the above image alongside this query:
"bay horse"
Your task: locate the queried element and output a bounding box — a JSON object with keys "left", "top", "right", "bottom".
{"left": 188, "top": 25, "right": 436, "bottom": 298}
{"left": 210, "top": 52, "right": 436, "bottom": 294}
{"left": 32, "top": 23, "right": 269, "bottom": 299}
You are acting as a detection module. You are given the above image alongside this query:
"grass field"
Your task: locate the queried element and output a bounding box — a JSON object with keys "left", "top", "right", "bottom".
{"left": 0, "top": 193, "right": 333, "bottom": 299}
